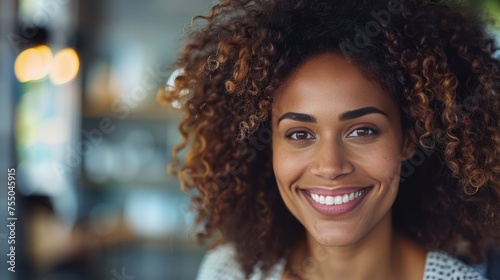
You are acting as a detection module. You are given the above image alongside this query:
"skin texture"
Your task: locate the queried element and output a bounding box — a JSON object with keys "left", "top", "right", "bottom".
{"left": 272, "top": 53, "right": 419, "bottom": 279}
{"left": 162, "top": 0, "right": 500, "bottom": 277}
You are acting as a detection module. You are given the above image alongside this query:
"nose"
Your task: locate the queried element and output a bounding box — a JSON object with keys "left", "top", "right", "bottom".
{"left": 310, "top": 138, "right": 354, "bottom": 180}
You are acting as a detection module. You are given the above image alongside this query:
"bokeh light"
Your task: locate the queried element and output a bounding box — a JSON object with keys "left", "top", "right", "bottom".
{"left": 49, "top": 48, "right": 80, "bottom": 85}
{"left": 14, "top": 45, "right": 53, "bottom": 82}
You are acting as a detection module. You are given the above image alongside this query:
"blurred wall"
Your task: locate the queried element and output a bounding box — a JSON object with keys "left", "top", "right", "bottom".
{"left": 1, "top": 0, "right": 499, "bottom": 280}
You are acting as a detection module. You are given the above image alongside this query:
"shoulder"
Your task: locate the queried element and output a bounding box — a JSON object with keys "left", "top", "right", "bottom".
{"left": 196, "top": 243, "right": 246, "bottom": 280}
{"left": 424, "top": 251, "right": 487, "bottom": 280}
{"left": 196, "top": 243, "right": 285, "bottom": 280}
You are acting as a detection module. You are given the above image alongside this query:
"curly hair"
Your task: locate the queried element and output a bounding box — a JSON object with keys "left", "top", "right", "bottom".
{"left": 159, "top": 0, "right": 500, "bottom": 278}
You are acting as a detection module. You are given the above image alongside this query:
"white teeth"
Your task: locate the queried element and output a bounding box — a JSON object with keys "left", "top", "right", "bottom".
{"left": 309, "top": 189, "right": 365, "bottom": 206}
{"left": 334, "top": 196, "right": 343, "bottom": 204}
{"left": 326, "top": 196, "right": 334, "bottom": 205}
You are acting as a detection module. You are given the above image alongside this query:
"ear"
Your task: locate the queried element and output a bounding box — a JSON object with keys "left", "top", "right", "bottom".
{"left": 401, "top": 128, "right": 416, "bottom": 161}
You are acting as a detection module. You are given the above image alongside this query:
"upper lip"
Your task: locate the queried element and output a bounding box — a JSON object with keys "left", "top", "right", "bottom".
{"left": 300, "top": 186, "right": 370, "bottom": 197}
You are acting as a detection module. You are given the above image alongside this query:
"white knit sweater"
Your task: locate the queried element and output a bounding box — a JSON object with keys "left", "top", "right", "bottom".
{"left": 196, "top": 243, "right": 486, "bottom": 280}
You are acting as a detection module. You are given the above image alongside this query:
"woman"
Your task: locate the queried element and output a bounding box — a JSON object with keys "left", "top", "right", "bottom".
{"left": 159, "top": 0, "right": 500, "bottom": 279}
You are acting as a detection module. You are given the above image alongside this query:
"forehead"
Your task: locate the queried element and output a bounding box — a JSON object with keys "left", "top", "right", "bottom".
{"left": 272, "top": 53, "right": 398, "bottom": 119}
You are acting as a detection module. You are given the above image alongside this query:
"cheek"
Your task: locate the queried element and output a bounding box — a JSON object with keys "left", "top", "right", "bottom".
{"left": 272, "top": 139, "right": 284, "bottom": 183}
{"left": 381, "top": 151, "right": 403, "bottom": 184}
{"left": 354, "top": 142, "right": 403, "bottom": 184}
{"left": 272, "top": 145, "right": 295, "bottom": 186}
{"left": 272, "top": 139, "right": 308, "bottom": 189}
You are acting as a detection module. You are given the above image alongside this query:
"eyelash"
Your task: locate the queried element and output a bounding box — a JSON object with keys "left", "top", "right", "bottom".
{"left": 285, "top": 127, "right": 379, "bottom": 141}
{"left": 286, "top": 130, "right": 314, "bottom": 140}
{"left": 347, "top": 127, "right": 379, "bottom": 138}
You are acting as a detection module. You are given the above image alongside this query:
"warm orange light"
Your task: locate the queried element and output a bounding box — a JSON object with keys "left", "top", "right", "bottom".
{"left": 49, "top": 48, "right": 80, "bottom": 85}
{"left": 14, "top": 45, "right": 53, "bottom": 82}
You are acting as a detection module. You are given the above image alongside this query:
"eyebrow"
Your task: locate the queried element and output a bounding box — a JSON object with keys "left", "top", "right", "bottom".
{"left": 277, "top": 106, "right": 388, "bottom": 124}
{"left": 278, "top": 112, "right": 316, "bottom": 124}
{"left": 339, "top": 106, "right": 389, "bottom": 121}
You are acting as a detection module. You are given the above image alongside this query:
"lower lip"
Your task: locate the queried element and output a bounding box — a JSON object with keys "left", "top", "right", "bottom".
{"left": 302, "top": 188, "right": 370, "bottom": 216}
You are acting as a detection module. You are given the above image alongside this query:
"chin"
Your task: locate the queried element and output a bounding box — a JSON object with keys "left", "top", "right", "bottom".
{"left": 308, "top": 225, "right": 362, "bottom": 247}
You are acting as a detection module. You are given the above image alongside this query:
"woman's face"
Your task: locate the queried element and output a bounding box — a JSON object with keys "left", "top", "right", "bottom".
{"left": 272, "top": 53, "right": 414, "bottom": 246}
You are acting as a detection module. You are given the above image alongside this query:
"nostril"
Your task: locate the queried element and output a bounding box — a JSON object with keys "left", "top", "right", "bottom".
{"left": 310, "top": 156, "right": 354, "bottom": 180}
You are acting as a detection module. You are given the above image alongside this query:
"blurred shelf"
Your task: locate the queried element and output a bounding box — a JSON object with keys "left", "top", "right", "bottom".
{"left": 82, "top": 102, "right": 184, "bottom": 121}
{"left": 83, "top": 176, "right": 182, "bottom": 190}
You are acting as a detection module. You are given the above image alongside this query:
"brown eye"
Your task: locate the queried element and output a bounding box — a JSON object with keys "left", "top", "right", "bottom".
{"left": 288, "top": 131, "right": 314, "bottom": 140}
{"left": 347, "top": 127, "right": 378, "bottom": 138}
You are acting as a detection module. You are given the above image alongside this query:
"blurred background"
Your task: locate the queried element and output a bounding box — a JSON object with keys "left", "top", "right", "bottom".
{"left": 0, "top": 0, "right": 499, "bottom": 280}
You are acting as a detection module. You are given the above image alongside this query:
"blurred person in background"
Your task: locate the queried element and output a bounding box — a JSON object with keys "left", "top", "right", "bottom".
{"left": 25, "top": 196, "right": 99, "bottom": 280}
{"left": 160, "top": 0, "right": 500, "bottom": 279}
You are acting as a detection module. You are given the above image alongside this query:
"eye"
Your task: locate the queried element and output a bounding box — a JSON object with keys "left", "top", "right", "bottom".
{"left": 287, "top": 131, "right": 315, "bottom": 140}
{"left": 347, "top": 127, "right": 378, "bottom": 138}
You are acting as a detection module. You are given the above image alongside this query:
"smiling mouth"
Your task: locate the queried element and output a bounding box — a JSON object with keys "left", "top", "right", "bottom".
{"left": 301, "top": 187, "right": 371, "bottom": 216}
{"left": 307, "top": 189, "right": 366, "bottom": 206}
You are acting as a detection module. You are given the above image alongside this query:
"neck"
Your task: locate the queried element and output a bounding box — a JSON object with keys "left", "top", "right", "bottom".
{"left": 286, "top": 212, "right": 418, "bottom": 280}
